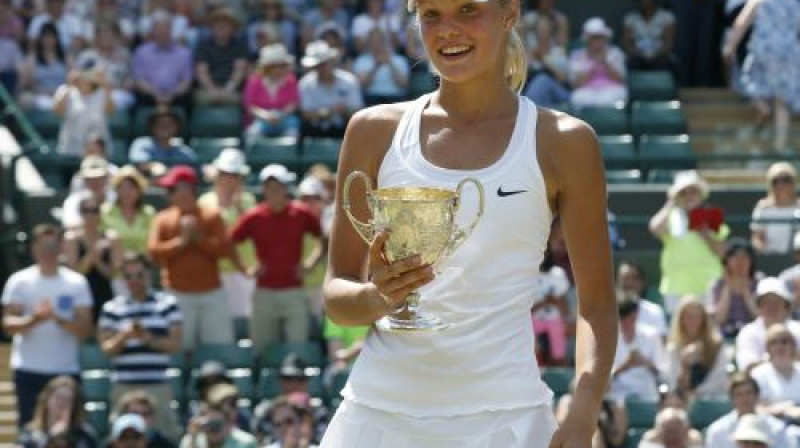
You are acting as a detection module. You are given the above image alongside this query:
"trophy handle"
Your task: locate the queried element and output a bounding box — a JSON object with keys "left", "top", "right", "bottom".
{"left": 439, "top": 177, "right": 485, "bottom": 262}
{"left": 342, "top": 171, "right": 377, "bottom": 243}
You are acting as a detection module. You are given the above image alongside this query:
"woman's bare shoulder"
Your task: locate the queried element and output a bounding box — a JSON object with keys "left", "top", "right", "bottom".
{"left": 535, "top": 106, "right": 602, "bottom": 189}
{"left": 340, "top": 101, "right": 416, "bottom": 173}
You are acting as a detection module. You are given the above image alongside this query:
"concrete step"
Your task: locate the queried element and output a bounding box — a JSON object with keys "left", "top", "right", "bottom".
{"left": 0, "top": 396, "right": 15, "bottom": 412}
{"left": 680, "top": 87, "right": 744, "bottom": 104}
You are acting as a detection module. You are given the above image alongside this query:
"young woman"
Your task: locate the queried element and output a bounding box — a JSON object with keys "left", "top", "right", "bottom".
{"left": 665, "top": 299, "right": 731, "bottom": 398}
{"left": 321, "top": 0, "right": 617, "bottom": 446}
{"left": 707, "top": 238, "right": 759, "bottom": 339}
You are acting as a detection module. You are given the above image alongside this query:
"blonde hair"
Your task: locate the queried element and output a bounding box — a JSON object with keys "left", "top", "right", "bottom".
{"left": 668, "top": 297, "right": 722, "bottom": 369}
{"left": 407, "top": 0, "right": 528, "bottom": 93}
{"left": 765, "top": 322, "right": 795, "bottom": 347}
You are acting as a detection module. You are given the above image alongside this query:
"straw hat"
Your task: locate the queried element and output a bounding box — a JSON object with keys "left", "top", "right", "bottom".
{"left": 582, "top": 17, "right": 613, "bottom": 40}
{"left": 668, "top": 170, "right": 709, "bottom": 200}
{"left": 301, "top": 40, "right": 339, "bottom": 68}
{"left": 111, "top": 165, "right": 148, "bottom": 191}
{"left": 258, "top": 43, "right": 295, "bottom": 68}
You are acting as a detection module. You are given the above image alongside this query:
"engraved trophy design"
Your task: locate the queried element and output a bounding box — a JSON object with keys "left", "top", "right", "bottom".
{"left": 343, "top": 171, "right": 485, "bottom": 331}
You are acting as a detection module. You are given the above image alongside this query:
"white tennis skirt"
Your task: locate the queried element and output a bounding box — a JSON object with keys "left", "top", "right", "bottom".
{"left": 320, "top": 400, "right": 558, "bottom": 448}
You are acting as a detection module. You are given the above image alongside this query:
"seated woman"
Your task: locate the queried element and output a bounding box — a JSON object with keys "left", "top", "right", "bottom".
{"left": 522, "top": 15, "right": 570, "bottom": 107}
{"left": 666, "top": 298, "right": 731, "bottom": 399}
{"left": 243, "top": 43, "right": 300, "bottom": 140}
{"left": 750, "top": 323, "right": 800, "bottom": 421}
{"left": 568, "top": 17, "right": 627, "bottom": 109}
{"left": 15, "top": 376, "right": 99, "bottom": 448}
{"left": 353, "top": 27, "right": 410, "bottom": 106}
{"left": 622, "top": 0, "right": 677, "bottom": 73}
{"left": 18, "top": 22, "right": 69, "bottom": 110}
{"left": 639, "top": 407, "right": 704, "bottom": 448}
{"left": 751, "top": 162, "right": 800, "bottom": 254}
{"left": 707, "top": 238, "right": 760, "bottom": 339}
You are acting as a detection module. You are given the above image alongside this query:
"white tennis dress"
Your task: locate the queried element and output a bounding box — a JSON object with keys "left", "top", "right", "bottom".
{"left": 321, "top": 94, "right": 557, "bottom": 447}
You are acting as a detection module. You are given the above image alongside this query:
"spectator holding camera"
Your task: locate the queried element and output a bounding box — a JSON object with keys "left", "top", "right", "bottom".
{"left": 180, "top": 402, "right": 256, "bottom": 448}
{"left": 2, "top": 224, "right": 93, "bottom": 428}
{"left": 649, "top": 170, "right": 727, "bottom": 314}
{"left": 52, "top": 62, "right": 114, "bottom": 156}
{"left": 98, "top": 252, "right": 183, "bottom": 441}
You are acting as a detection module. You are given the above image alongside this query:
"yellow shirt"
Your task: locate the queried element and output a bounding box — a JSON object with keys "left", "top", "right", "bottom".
{"left": 197, "top": 191, "right": 258, "bottom": 273}
{"left": 101, "top": 203, "right": 155, "bottom": 254}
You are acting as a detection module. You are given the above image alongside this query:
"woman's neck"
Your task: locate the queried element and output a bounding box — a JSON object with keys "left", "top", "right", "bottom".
{"left": 436, "top": 79, "right": 517, "bottom": 124}
{"left": 83, "top": 225, "right": 100, "bottom": 239}
{"left": 216, "top": 187, "right": 236, "bottom": 208}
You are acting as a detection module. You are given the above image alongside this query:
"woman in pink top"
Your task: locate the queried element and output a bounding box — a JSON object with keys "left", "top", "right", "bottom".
{"left": 568, "top": 17, "right": 628, "bottom": 109}
{"left": 243, "top": 43, "right": 301, "bottom": 140}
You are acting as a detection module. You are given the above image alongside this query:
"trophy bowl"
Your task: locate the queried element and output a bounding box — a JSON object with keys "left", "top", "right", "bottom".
{"left": 343, "top": 171, "right": 484, "bottom": 332}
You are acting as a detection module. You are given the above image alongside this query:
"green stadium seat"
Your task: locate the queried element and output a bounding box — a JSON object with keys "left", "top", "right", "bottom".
{"left": 233, "top": 317, "right": 250, "bottom": 341}
{"left": 246, "top": 136, "right": 301, "bottom": 172}
{"left": 110, "top": 138, "right": 129, "bottom": 165}
{"left": 638, "top": 134, "right": 696, "bottom": 170}
{"left": 166, "top": 368, "right": 185, "bottom": 405}
{"left": 541, "top": 367, "right": 573, "bottom": 398}
{"left": 229, "top": 368, "right": 257, "bottom": 402}
{"left": 628, "top": 71, "right": 677, "bottom": 101}
{"left": 599, "top": 135, "right": 637, "bottom": 169}
{"left": 192, "top": 343, "right": 254, "bottom": 370}
{"left": 189, "top": 106, "right": 242, "bottom": 138}
{"left": 606, "top": 169, "right": 643, "bottom": 184}
{"left": 688, "top": 398, "right": 733, "bottom": 430}
{"left": 301, "top": 137, "right": 341, "bottom": 172}
{"left": 84, "top": 401, "right": 109, "bottom": 437}
{"left": 624, "top": 427, "right": 647, "bottom": 448}
{"left": 308, "top": 372, "right": 325, "bottom": 399}
{"left": 261, "top": 342, "right": 326, "bottom": 369}
{"left": 631, "top": 101, "right": 687, "bottom": 136}
{"left": 326, "top": 368, "right": 350, "bottom": 405}
{"left": 625, "top": 398, "right": 658, "bottom": 429}
{"left": 80, "top": 343, "right": 111, "bottom": 371}
{"left": 81, "top": 372, "right": 111, "bottom": 402}
{"left": 25, "top": 108, "right": 62, "bottom": 139}
{"left": 576, "top": 106, "right": 629, "bottom": 135}
{"left": 258, "top": 368, "right": 283, "bottom": 401}
{"left": 408, "top": 71, "right": 437, "bottom": 99}
{"left": 107, "top": 110, "right": 131, "bottom": 140}
{"left": 190, "top": 137, "right": 241, "bottom": 164}
{"left": 646, "top": 168, "right": 681, "bottom": 184}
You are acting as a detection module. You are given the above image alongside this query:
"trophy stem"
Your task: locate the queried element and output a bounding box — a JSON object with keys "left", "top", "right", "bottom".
{"left": 375, "top": 291, "right": 448, "bottom": 332}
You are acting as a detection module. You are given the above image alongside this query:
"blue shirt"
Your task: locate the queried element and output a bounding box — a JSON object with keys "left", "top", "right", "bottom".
{"left": 128, "top": 136, "right": 197, "bottom": 165}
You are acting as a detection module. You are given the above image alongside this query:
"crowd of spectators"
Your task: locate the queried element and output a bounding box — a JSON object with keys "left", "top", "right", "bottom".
{"left": 1, "top": 0, "right": 800, "bottom": 447}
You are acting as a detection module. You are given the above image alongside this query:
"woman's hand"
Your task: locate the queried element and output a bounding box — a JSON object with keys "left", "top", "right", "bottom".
{"left": 368, "top": 230, "right": 435, "bottom": 313}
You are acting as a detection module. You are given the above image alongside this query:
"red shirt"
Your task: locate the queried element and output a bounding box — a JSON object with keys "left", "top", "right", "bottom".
{"left": 231, "top": 201, "right": 322, "bottom": 289}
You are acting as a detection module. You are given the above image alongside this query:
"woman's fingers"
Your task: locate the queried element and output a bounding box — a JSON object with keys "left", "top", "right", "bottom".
{"left": 368, "top": 229, "right": 391, "bottom": 268}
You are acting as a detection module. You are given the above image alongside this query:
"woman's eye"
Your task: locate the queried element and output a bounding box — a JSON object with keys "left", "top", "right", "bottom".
{"left": 421, "top": 9, "right": 439, "bottom": 20}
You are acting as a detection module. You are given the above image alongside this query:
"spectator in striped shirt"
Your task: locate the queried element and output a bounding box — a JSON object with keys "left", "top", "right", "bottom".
{"left": 98, "top": 252, "right": 183, "bottom": 442}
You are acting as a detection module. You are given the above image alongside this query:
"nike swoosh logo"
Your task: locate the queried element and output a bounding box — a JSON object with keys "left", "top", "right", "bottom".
{"left": 497, "top": 187, "right": 527, "bottom": 197}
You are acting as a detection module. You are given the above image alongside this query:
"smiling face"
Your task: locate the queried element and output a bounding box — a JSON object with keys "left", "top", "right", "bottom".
{"left": 415, "top": 0, "right": 514, "bottom": 87}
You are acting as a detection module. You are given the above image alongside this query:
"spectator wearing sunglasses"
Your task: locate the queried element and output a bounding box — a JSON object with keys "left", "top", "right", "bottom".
{"left": 750, "top": 323, "right": 800, "bottom": 423}
{"left": 113, "top": 390, "right": 176, "bottom": 448}
{"left": 751, "top": 162, "right": 800, "bottom": 255}
{"left": 109, "top": 414, "right": 148, "bottom": 448}
{"left": 98, "top": 252, "right": 183, "bottom": 441}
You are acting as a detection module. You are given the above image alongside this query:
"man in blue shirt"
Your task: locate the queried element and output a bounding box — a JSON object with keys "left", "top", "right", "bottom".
{"left": 128, "top": 108, "right": 197, "bottom": 176}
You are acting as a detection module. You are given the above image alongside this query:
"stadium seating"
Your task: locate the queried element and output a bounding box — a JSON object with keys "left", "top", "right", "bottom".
{"left": 84, "top": 401, "right": 110, "bottom": 438}
{"left": 628, "top": 71, "right": 677, "bottom": 101}
{"left": 326, "top": 368, "right": 350, "bottom": 406}
{"left": 301, "top": 137, "right": 341, "bottom": 172}
{"left": 191, "top": 342, "right": 254, "bottom": 370}
{"left": 24, "top": 108, "right": 61, "bottom": 140}
{"left": 540, "top": 367, "right": 573, "bottom": 398}
{"left": 80, "top": 372, "right": 111, "bottom": 402}
{"left": 576, "top": 105, "right": 629, "bottom": 135}
{"left": 599, "top": 135, "right": 637, "bottom": 170}
{"left": 688, "top": 398, "right": 733, "bottom": 430}
{"left": 625, "top": 398, "right": 658, "bottom": 429}
{"left": 79, "top": 343, "right": 112, "bottom": 372}
{"left": 261, "top": 342, "right": 326, "bottom": 369}
{"left": 638, "top": 134, "right": 696, "bottom": 171}
{"left": 189, "top": 106, "right": 242, "bottom": 138}
{"left": 631, "top": 101, "right": 687, "bottom": 137}
{"left": 245, "top": 136, "right": 301, "bottom": 172}
{"left": 606, "top": 169, "right": 643, "bottom": 184}
{"left": 190, "top": 137, "right": 241, "bottom": 164}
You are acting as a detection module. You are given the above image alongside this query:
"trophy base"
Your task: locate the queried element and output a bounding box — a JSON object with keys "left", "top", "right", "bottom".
{"left": 376, "top": 312, "right": 449, "bottom": 332}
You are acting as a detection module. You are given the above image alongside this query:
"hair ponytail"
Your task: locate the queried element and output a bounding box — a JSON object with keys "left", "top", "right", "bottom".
{"left": 506, "top": 26, "right": 528, "bottom": 93}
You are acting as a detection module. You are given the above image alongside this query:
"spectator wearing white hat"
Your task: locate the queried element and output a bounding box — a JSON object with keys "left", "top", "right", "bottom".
{"left": 733, "top": 414, "right": 772, "bottom": 448}
{"left": 750, "top": 323, "right": 800, "bottom": 419}
{"left": 706, "top": 372, "right": 796, "bottom": 448}
{"left": 751, "top": 162, "right": 800, "bottom": 255}
{"left": 198, "top": 148, "right": 258, "bottom": 320}
{"left": 110, "top": 413, "right": 148, "bottom": 448}
{"left": 650, "top": 170, "right": 728, "bottom": 314}
{"left": 567, "top": 17, "right": 627, "bottom": 109}
{"left": 243, "top": 43, "right": 301, "bottom": 140}
{"left": 736, "top": 277, "right": 800, "bottom": 372}
{"left": 61, "top": 155, "right": 115, "bottom": 230}
{"left": 298, "top": 40, "right": 364, "bottom": 138}
{"left": 230, "top": 164, "right": 326, "bottom": 356}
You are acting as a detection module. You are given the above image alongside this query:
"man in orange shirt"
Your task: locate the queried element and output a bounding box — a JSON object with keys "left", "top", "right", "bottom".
{"left": 148, "top": 165, "right": 233, "bottom": 351}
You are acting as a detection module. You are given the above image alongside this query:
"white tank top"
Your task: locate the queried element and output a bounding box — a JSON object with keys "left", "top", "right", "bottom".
{"left": 341, "top": 94, "right": 554, "bottom": 416}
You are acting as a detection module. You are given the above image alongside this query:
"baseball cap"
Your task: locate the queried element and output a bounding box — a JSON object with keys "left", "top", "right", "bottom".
{"left": 80, "top": 155, "right": 109, "bottom": 179}
{"left": 259, "top": 164, "right": 297, "bottom": 184}
{"left": 158, "top": 165, "right": 198, "bottom": 188}
{"left": 755, "top": 277, "right": 792, "bottom": 305}
{"left": 111, "top": 413, "right": 147, "bottom": 439}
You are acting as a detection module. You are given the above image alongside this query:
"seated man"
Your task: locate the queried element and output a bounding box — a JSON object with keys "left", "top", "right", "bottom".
{"left": 640, "top": 407, "right": 703, "bottom": 448}
{"left": 128, "top": 108, "right": 196, "bottom": 176}
{"left": 609, "top": 296, "right": 665, "bottom": 401}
